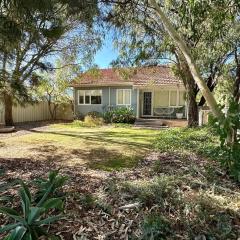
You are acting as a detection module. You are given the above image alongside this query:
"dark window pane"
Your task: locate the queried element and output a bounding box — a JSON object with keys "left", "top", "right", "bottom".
{"left": 85, "top": 95, "right": 90, "bottom": 104}
{"left": 79, "top": 96, "right": 84, "bottom": 104}
{"left": 91, "top": 96, "right": 101, "bottom": 104}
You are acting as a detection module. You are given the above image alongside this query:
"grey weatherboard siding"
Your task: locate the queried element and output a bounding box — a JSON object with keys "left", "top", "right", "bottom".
{"left": 74, "top": 86, "right": 137, "bottom": 117}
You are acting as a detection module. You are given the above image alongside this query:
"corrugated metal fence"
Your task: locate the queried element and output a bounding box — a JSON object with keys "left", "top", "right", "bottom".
{"left": 0, "top": 101, "right": 73, "bottom": 124}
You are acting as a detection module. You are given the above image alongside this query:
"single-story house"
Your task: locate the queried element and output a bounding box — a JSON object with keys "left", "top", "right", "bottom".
{"left": 71, "top": 66, "right": 187, "bottom": 119}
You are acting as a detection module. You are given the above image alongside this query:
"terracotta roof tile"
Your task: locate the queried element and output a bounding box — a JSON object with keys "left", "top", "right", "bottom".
{"left": 71, "top": 65, "right": 183, "bottom": 87}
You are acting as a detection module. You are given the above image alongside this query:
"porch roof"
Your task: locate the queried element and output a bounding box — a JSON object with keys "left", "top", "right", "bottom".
{"left": 71, "top": 65, "right": 183, "bottom": 87}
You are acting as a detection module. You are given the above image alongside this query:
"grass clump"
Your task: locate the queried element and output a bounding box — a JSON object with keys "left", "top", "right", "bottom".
{"left": 121, "top": 176, "right": 183, "bottom": 207}
{"left": 139, "top": 214, "right": 171, "bottom": 240}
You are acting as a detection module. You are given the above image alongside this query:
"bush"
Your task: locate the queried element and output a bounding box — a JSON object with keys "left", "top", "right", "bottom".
{"left": 84, "top": 115, "right": 104, "bottom": 127}
{"left": 87, "top": 111, "right": 102, "bottom": 118}
{"left": 104, "top": 107, "right": 136, "bottom": 124}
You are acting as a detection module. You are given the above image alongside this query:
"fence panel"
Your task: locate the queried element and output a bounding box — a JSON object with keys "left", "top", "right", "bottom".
{"left": 0, "top": 102, "right": 73, "bottom": 124}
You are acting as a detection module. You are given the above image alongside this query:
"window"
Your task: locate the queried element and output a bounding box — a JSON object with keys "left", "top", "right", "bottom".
{"left": 179, "top": 91, "right": 185, "bottom": 106}
{"left": 117, "top": 89, "right": 131, "bottom": 105}
{"left": 78, "top": 90, "right": 102, "bottom": 105}
{"left": 154, "top": 91, "right": 169, "bottom": 107}
{"left": 91, "top": 90, "right": 102, "bottom": 104}
{"left": 169, "top": 91, "right": 177, "bottom": 106}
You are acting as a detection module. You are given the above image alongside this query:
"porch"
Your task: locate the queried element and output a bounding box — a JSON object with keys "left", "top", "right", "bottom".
{"left": 136, "top": 87, "right": 187, "bottom": 119}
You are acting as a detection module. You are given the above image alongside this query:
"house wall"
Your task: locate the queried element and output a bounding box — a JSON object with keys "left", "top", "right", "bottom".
{"left": 74, "top": 86, "right": 138, "bottom": 117}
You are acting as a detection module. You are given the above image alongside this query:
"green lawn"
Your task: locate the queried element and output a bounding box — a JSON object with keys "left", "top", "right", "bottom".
{"left": 0, "top": 123, "right": 159, "bottom": 171}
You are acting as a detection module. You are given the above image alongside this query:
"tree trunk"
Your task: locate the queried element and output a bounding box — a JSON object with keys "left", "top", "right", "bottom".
{"left": 188, "top": 94, "right": 199, "bottom": 127}
{"left": 176, "top": 53, "right": 199, "bottom": 127}
{"left": 198, "top": 77, "right": 217, "bottom": 106}
{"left": 3, "top": 92, "right": 14, "bottom": 126}
{"left": 149, "top": 0, "right": 223, "bottom": 119}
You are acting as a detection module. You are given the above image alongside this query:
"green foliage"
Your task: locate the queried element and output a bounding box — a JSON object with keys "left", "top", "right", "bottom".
{"left": 140, "top": 214, "right": 171, "bottom": 240}
{"left": 34, "top": 170, "right": 68, "bottom": 204}
{"left": 34, "top": 60, "right": 73, "bottom": 120}
{"left": 79, "top": 193, "right": 96, "bottom": 210}
{"left": 209, "top": 100, "right": 240, "bottom": 181}
{"left": 154, "top": 127, "right": 222, "bottom": 160}
{"left": 0, "top": 171, "right": 67, "bottom": 240}
{"left": 104, "top": 107, "right": 136, "bottom": 124}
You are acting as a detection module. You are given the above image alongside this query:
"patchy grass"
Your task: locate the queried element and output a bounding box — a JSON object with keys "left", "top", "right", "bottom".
{"left": 0, "top": 123, "right": 239, "bottom": 239}
{"left": 105, "top": 127, "right": 240, "bottom": 239}
{"left": 0, "top": 123, "right": 158, "bottom": 171}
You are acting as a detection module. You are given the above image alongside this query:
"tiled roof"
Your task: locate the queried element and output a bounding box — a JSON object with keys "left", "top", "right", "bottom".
{"left": 71, "top": 65, "right": 183, "bottom": 87}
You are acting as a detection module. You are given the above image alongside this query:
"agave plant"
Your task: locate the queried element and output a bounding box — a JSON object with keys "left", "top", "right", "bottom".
{"left": 34, "top": 170, "right": 68, "bottom": 203}
{"left": 0, "top": 173, "right": 66, "bottom": 240}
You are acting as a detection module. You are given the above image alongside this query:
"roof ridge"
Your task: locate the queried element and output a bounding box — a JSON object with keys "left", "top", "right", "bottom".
{"left": 98, "top": 65, "right": 171, "bottom": 71}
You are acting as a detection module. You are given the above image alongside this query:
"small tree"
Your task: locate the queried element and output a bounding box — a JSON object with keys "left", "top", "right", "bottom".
{"left": 35, "top": 61, "right": 73, "bottom": 120}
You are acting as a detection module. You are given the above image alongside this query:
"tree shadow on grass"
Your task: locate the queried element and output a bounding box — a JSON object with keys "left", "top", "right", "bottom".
{"left": 28, "top": 129, "right": 154, "bottom": 150}
{"left": 28, "top": 143, "right": 142, "bottom": 171}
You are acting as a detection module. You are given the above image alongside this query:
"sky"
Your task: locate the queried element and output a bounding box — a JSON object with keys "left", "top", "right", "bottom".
{"left": 93, "top": 36, "right": 119, "bottom": 69}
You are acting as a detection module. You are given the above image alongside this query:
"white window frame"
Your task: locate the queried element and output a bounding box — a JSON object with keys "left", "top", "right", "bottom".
{"left": 78, "top": 90, "right": 102, "bottom": 105}
{"left": 116, "top": 89, "right": 132, "bottom": 106}
{"left": 169, "top": 90, "right": 178, "bottom": 107}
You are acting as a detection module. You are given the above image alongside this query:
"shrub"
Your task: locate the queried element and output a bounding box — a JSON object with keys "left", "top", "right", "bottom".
{"left": 84, "top": 115, "right": 104, "bottom": 127}
{"left": 87, "top": 111, "right": 102, "bottom": 118}
{"left": 104, "top": 107, "right": 136, "bottom": 124}
{"left": 209, "top": 100, "right": 240, "bottom": 181}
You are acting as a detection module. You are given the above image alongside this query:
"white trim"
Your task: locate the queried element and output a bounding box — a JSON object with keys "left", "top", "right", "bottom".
{"left": 78, "top": 89, "right": 102, "bottom": 105}
{"left": 116, "top": 89, "right": 132, "bottom": 106}
{"left": 108, "top": 87, "right": 111, "bottom": 106}
{"left": 136, "top": 89, "right": 140, "bottom": 118}
{"left": 177, "top": 89, "right": 179, "bottom": 106}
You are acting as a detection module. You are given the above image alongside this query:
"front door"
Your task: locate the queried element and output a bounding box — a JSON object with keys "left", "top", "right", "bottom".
{"left": 143, "top": 92, "right": 152, "bottom": 115}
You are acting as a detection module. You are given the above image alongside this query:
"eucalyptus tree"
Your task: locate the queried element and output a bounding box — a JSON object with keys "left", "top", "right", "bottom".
{"left": 107, "top": 0, "right": 234, "bottom": 126}
{"left": 0, "top": 0, "right": 101, "bottom": 125}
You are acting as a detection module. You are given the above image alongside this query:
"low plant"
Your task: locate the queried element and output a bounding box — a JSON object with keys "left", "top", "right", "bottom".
{"left": 140, "top": 214, "right": 171, "bottom": 240}
{"left": 104, "top": 107, "right": 135, "bottom": 124}
{"left": 84, "top": 115, "right": 104, "bottom": 127}
{"left": 0, "top": 171, "right": 67, "bottom": 240}
{"left": 79, "top": 193, "right": 96, "bottom": 210}
{"left": 154, "top": 127, "right": 221, "bottom": 159}
{"left": 121, "top": 176, "right": 182, "bottom": 207}
{"left": 34, "top": 170, "right": 68, "bottom": 203}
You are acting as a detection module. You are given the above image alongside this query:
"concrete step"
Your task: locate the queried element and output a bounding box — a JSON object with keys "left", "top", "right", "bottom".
{"left": 134, "top": 118, "right": 168, "bottom": 129}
